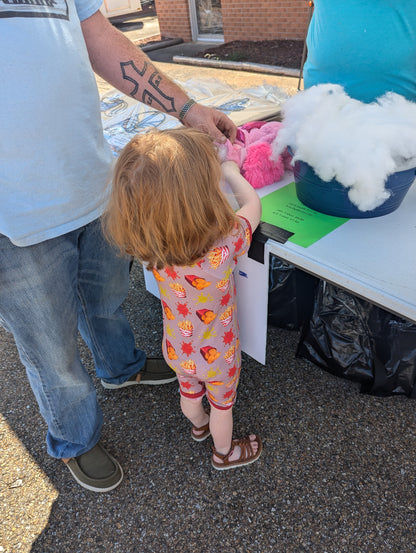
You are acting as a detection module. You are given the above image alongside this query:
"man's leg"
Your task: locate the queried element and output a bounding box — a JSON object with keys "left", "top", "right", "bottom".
{"left": 0, "top": 230, "right": 124, "bottom": 491}
{"left": 76, "top": 219, "right": 176, "bottom": 388}
{"left": 0, "top": 231, "right": 102, "bottom": 459}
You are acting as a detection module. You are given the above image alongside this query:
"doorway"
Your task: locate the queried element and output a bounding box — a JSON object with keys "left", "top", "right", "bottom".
{"left": 189, "top": 0, "right": 224, "bottom": 41}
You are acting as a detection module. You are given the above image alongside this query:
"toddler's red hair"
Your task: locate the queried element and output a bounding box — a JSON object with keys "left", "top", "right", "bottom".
{"left": 103, "top": 128, "right": 240, "bottom": 269}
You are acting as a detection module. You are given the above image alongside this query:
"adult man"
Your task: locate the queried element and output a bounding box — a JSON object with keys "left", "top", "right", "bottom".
{"left": 0, "top": 0, "right": 237, "bottom": 492}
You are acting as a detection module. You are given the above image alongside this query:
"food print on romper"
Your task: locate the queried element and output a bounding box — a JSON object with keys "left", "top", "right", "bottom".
{"left": 154, "top": 229, "right": 244, "bottom": 374}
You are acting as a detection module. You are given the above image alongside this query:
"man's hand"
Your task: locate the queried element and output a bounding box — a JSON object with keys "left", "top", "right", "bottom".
{"left": 182, "top": 103, "right": 237, "bottom": 143}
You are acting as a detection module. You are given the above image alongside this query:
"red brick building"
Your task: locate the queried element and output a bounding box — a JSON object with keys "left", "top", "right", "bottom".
{"left": 155, "top": 0, "right": 310, "bottom": 43}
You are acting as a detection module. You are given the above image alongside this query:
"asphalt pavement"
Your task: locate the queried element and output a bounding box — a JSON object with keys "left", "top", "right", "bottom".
{"left": 1, "top": 14, "right": 416, "bottom": 553}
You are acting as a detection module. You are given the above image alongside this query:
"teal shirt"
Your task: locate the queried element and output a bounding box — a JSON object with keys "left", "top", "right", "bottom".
{"left": 304, "top": 0, "right": 416, "bottom": 103}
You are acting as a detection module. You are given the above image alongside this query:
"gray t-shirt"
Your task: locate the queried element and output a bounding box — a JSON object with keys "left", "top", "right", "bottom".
{"left": 0, "top": 0, "right": 113, "bottom": 246}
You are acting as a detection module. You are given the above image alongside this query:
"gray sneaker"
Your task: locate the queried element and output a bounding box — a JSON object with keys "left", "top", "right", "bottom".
{"left": 101, "top": 358, "right": 177, "bottom": 389}
{"left": 65, "top": 442, "right": 123, "bottom": 492}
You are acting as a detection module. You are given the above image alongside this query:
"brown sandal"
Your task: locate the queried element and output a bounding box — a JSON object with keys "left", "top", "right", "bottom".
{"left": 191, "top": 422, "right": 211, "bottom": 442}
{"left": 212, "top": 435, "right": 262, "bottom": 470}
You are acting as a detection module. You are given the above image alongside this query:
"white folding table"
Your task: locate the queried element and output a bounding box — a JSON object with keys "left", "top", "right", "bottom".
{"left": 236, "top": 173, "right": 416, "bottom": 364}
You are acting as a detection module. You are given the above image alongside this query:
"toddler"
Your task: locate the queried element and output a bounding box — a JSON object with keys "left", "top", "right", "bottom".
{"left": 103, "top": 128, "right": 262, "bottom": 470}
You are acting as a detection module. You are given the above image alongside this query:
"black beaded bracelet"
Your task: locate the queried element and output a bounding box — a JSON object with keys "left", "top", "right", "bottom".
{"left": 178, "top": 99, "right": 197, "bottom": 122}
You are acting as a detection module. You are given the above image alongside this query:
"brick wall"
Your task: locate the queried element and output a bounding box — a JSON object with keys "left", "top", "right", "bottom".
{"left": 155, "top": 0, "right": 193, "bottom": 42}
{"left": 155, "top": 0, "right": 310, "bottom": 42}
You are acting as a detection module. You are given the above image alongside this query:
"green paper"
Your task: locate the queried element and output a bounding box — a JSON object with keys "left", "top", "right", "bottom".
{"left": 260, "top": 182, "right": 349, "bottom": 247}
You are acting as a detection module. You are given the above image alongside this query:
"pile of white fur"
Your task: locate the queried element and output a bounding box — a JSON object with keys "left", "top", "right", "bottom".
{"left": 271, "top": 84, "right": 416, "bottom": 211}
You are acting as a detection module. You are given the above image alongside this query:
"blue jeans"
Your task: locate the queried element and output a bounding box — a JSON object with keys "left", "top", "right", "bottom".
{"left": 0, "top": 219, "right": 146, "bottom": 459}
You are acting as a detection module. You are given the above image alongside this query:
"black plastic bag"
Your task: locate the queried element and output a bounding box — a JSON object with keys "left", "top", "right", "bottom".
{"left": 268, "top": 255, "right": 319, "bottom": 330}
{"left": 363, "top": 309, "right": 416, "bottom": 397}
{"left": 297, "top": 281, "right": 416, "bottom": 397}
{"left": 297, "top": 281, "right": 374, "bottom": 383}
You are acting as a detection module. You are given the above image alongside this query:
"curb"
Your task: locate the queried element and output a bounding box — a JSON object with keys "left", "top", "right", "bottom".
{"left": 141, "top": 37, "right": 184, "bottom": 52}
{"left": 171, "top": 55, "right": 300, "bottom": 77}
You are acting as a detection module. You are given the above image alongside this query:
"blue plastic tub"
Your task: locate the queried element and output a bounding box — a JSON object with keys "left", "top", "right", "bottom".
{"left": 289, "top": 149, "right": 416, "bottom": 218}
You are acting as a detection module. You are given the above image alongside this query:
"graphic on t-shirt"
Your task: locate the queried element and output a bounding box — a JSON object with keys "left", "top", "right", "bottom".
{"left": 0, "top": 0, "right": 69, "bottom": 19}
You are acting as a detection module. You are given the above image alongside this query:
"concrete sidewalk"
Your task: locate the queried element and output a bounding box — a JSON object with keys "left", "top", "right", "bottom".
{"left": 113, "top": 12, "right": 301, "bottom": 80}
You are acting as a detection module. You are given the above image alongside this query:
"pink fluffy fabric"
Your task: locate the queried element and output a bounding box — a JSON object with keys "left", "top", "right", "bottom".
{"left": 243, "top": 142, "right": 285, "bottom": 189}
{"left": 219, "top": 121, "right": 292, "bottom": 189}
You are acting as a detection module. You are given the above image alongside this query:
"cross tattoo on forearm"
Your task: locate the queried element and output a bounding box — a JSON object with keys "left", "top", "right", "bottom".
{"left": 120, "top": 60, "right": 176, "bottom": 113}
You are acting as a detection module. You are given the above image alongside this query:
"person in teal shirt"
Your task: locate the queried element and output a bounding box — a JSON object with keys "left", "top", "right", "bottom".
{"left": 303, "top": 0, "right": 416, "bottom": 103}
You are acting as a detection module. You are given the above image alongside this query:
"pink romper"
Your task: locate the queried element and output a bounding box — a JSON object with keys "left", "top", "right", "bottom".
{"left": 153, "top": 216, "right": 252, "bottom": 410}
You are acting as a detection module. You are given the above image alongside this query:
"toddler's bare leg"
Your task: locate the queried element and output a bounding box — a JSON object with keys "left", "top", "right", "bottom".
{"left": 210, "top": 405, "right": 260, "bottom": 464}
{"left": 180, "top": 395, "right": 209, "bottom": 434}
{"left": 209, "top": 405, "right": 233, "bottom": 455}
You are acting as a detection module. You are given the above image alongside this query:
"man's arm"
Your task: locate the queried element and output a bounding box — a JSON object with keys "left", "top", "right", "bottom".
{"left": 81, "top": 10, "right": 237, "bottom": 142}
